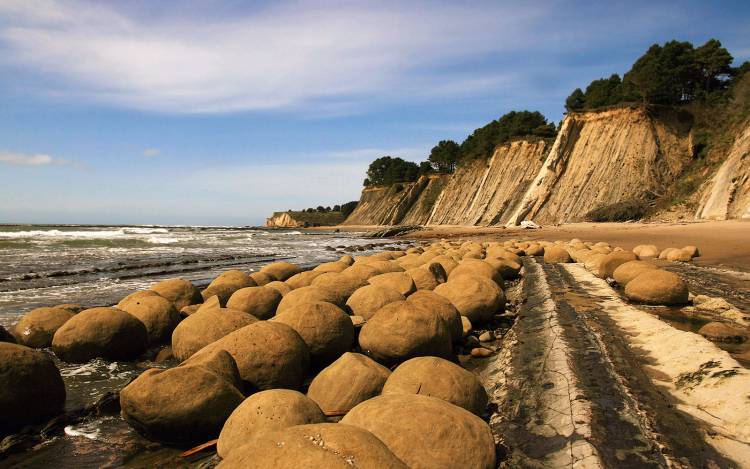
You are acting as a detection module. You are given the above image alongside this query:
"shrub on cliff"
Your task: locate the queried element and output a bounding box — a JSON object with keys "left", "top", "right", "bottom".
{"left": 364, "top": 156, "right": 421, "bottom": 186}
{"left": 584, "top": 200, "right": 648, "bottom": 222}
{"left": 459, "top": 110, "right": 557, "bottom": 162}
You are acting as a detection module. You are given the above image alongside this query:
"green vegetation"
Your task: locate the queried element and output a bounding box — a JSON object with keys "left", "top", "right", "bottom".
{"left": 362, "top": 110, "right": 557, "bottom": 187}
{"left": 566, "top": 39, "right": 744, "bottom": 111}
{"left": 584, "top": 200, "right": 649, "bottom": 222}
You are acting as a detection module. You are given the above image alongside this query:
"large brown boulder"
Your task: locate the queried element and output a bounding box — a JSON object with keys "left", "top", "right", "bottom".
{"left": 406, "top": 290, "right": 462, "bottom": 343}
{"left": 216, "top": 423, "right": 407, "bottom": 469}
{"left": 202, "top": 270, "right": 256, "bottom": 304}
{"left": 434, "top": 275, "right": 504, "bottom": 324}
{"left": 277, "top": 285, "right": 346, "bottom": 313}
{"left": 264, "top": 281, "right": 292, "bottom": 297}
{"left": 226, "top": 286, "right": 282, "bottom": 320}
{"left": 120, "top": 349, "right": 244, "bottom": 445}
{"left": 0, "top": 342, "right": 66, "bottom": 436}
{"left": 368, "top": 272, "right": 417, "bottom": 297}
{"left": 192, "top": 321, "right": 310, "bottom": 391}
{"left": 285, "top": 270, "right": 324, "bottom": 289}
{"left": 483, "top": 257, "right": 522, "bottom": 280}
{"left": 667, "top": 249, "right": 693, "bottom": 262}
{"left": 624, "top": 270, "right": 689, "bottom": 306}
{"left": 382, "top": 356, "right": 487, "bottom": 415}
{"left": 261, "top": 262, "right": 302, "bottom": 281}
{"left": 312, "top": 261, "right": 349, "bottom": 274}
{"left": 120, "top": 295, "right": 181, "bottom": 345}
{"left": 273, "top": 301, "right": 354, "bottom": 364}
{"left": 341, "top": 394, "right": 496, "bottom": 469}
{"left": 612, "top": 261, "right": 658, "bottom": 286}
{"left": 14, "top": 306, "right": 75, "bottom": 348}
{"left": 633, "top": 245, "right": 659, "bottom": 259}
{"left": 698, "top": 322, "right": 748, "bottom": 343}
{"left": 249, "top": 271, "right": 274, "bottom": 286}
{"left": 171, "top": 307, "right": 258, "bottom": 361}
{"left": 52, "top": 307, "right": 148, "bottom": 362}
{"left": 405, "top": 265, "right": 443, "bottom": 291}
{"left": 543, "top": 246, "right": 572, "bottom": 264}
{"left": 358, "top": 301, "right": 452, "bottom": 365}
{"left": 346, "top": 285, "right": 405, "bottom": 320}
{"left": 596, "top": 251, "right": 638, "bottom": 278}
{"left": 150, "top": 278, "right": 203, "bottom": 311}
{"left": 217, "top": 389, "right": 325, "bottom": 458}
{"left": 311, "top": 272, "right": 366, "bottom": 300}
{"left": 116, "top": 290, "right": 161, "bottom": 310}
{"left": 307, "top": 352, "right": 391, "bottom": 415}
{"left": 448, "top": 259, "right": 503, "bottom": 286}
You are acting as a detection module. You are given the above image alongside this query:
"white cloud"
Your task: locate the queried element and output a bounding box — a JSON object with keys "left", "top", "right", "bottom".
{"left": 0, "top": 150, "right": 71, "bottom": 166}
{"left": 142, "top": 148, "right": 160, "bottom": 158}
{"left": 0, "top": 0, "right": 542, "bottom": 114}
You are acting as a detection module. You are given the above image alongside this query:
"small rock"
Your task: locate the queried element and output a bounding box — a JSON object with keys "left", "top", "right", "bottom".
{"left": 461, "top": 316, "right": 473, "bottom": 338}
{"left": 470, "top": 347, "right": 492, "bottom": 358}
{"left": 350, "top": 315, "right": 366, "bottom": 327}
{"left": 464, "top": 336, "right": 480, "bottom": 348}
{"left": 478, "top": 331, "right": 495, "bottom": 342}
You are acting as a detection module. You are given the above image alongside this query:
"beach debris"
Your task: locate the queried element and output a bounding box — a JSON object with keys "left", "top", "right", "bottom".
{"left": 519, "top": 220, "right": 540, "bottom": 229}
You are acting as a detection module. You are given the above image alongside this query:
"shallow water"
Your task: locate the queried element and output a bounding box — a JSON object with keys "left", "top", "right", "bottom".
{"left": 0, "top": 224, "right": 400, "bottom": 467}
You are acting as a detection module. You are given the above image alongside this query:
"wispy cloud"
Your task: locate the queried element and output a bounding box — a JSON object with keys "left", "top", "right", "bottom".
{"left": 142, "top": 148, "right": 160, "bottom": 158}
{"left": 0, "top": 0, "right": 543, "bottom": 114}
{"left": 0, "top": 150, "right": 72, "bottom": 166}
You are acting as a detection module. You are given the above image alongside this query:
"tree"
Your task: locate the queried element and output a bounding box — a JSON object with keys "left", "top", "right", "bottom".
{"left": 316, "top": 206, "right": 325, "bottom": 212}
{"left": 419, "top": 161, "right": 433, "bottom": 176}
{"left": 625, "top": 40, "right": 696, "bottom": 105}
{"left": 565, "top": 88, "right": 585, "bottom": 111}
{"left": 694, "top": 39, "right": 733, "bottom": 94}
{"left": 333, "top": 204, "right": 341, "bottom": 212}
{"left": 583, "top": 74, "right": 623, "bottom": 109}
{"left": 459, "top": 111, "right": 556, "bottom": 161}
{"left": 364, "top": 156, "right": 421, "bottom": 186}
{"left": 428, "top": 140, "right": 460, "bottom": 172}
{"left": 340, "top": 201, "right": 358, "bottom": 218}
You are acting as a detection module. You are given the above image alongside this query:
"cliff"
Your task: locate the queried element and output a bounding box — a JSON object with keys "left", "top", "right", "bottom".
{"left": 507, "top": 107, "right": 693, "bottom": 225}
{"left": 695, "top": 120, "right": 750, "bottom": 220}
{"left": 265, "top": 211, "right": 345, "bottom": 227}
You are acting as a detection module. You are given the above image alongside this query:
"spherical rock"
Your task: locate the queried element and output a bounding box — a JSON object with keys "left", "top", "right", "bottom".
{"left": 698, "top": 322, "right": 748, "bottom": 343}
{"left": 311, "top": 272, "right": 366, "bottom": 300}
{"left": 339, "top": 254, "right": 355, "bottom": 265}
{"left": 470, "top": 347, "right": 493, "bottom": 358}
{"left": 425, "top": 255, "right": 459, "bottom": 275}
{"left": 217, "top": 389, "right": 325, "bottom": 458}
{"left": 277, "top": 285, "right": 346, "bottom": 313}
{"left": 0, "top": 342, "right": 66, "bottom": 436}
{"left": 658, "top": 248, "right": 679, "bottom": 260}
{"left": 358, "top": 301, "right": 452, "bottom": 365}
{"left": 368, "top": 272, "right": 416, "bottom": 297}
{"left": 612, "top": 261, "right": 658, "bottom": 286}
{"left": 285, "top": 270, "right": 324, "bottom": 289}
{"left": 667, "top": 249, "right": 693, "bottom": 262}
{"left": 120, "top": 349, "right": 244, "bottom": 445}
{"left": 448, "top": 259, "right": 504, "bottom": 286}
{"left": 202, "top": 270, "right": 256, "bottom": 305}
{"left": 382, "top": 356, "right": 488, "bottom": 415}
{"left": 264, "top": 281, "right": 292, "bottom": 297}
{"left": 596, "top": 251, "right": 638, "bottom": 278}
{"left": 341, "top": 393, "right": 495, "bottom": 469}
{"left": 624, "top": 270, "right": 689, "bottom": 306}
{"left": 406, "top": 290, "right": 463, "bottom": 343}
{"left": 633, "top": 245, "right": 659, "bottom": 259}
{"left": 120, "top": 295, "right": 181, "bottom": 345}
{"left": 543, "top": 246, "right": 572, "bottom": 264}
{"left": 312, "top": 261, "right": 349, "bottom": 274}
{"left": 478, "top": 331, "right": 495, "bottom": 342}
{"left": 461, "top": 316, "right": 472, "bottom": 337}
{"left": 116, "top": 290, "right": 161, "bottom": 310}
{"left": 525, "top": 244, "right": 544, "bottom": 256}
{"left": 434, "top": 275, "right": 504, "bottom": 324}
{"left": 150, "top": 278, "right": 203, "bottom": 311}
{"left": 216, "top": 423, "right": 407, "bottom": 469}
{"left": 346, "top": 285, "right": 405, "bottom": 320}
{"left": 192, "top": 321, "right": 310, "bottom": 391}
{"left": 226, "top": 286, "right": 282, "bottom": 320}
{"left": 683, "top": 245, "right": 700, "bottom": 258}
{"left": 483, "top": 257, "right": 522, "bottom": 279}
{"left": 171, "top": 307, "right": 258, "bottom": 361}
{"left": 273, "top": 301, "right": 354, "bottom": 364}
{"left": 52, "top": 307, "right": 148, "bottom": 362}
{"left": 249, "top": 271, "right": 274, "bottom": 286}
{"left": 405, "top": 266, "right": 442, "bottom": 291}
{"left": 307, "top": 352, "right": 391, "bottom": 415}
{"left": 14, "top": 306, "right": 75, "bottom": 348}
{"left": 261, "top": 262, "right": 302, "bottom": 281}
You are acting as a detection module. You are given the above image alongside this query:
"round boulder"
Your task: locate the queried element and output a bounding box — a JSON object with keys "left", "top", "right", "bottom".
{"left": 14, "top": 306, "right": 75, "bottom": 348}
{"left": 273, "top": 302, "right": 354, "bottom": 364}
{"left": 382, "top": 356, "right": 488, "bottom": 415}
{"left": 612, "top": 261, "right": 658, "bottom": 286}
{"left": 217, "top": 389, "right": 325, "bottom": 458}
{"left": 624, "top": 270, "right": 689, "bottom": 306}
{"left": 264, "top": 281, "right": 292, "bottom": 297}
{"left": 307, "top": 352, "right": 391, "bottom": 415}
{"left": 120, "top": 349, "right": 244, "bottom": 445}
{"left": 483, "top": 257, "right": 522, "bottom": 280}
{"left": 698, "top": 322, "right": 748, "bottom": 343}
{"left": 52, "top": 307, "right": 148, "bottom": 362}
{"left": 216, "top": 423, "right": 407, "bottom": 469}
{"left": 312, "top": 261, "right": 349, "bottom": 274}
{"left": 448, "top": 259, "right": 503, "bottom": 286}
{"left": 346, "top": 285, "right": 405, "bottom": 320}
{"left": 543, "top": 246, "right": 572, "bottom": 264}
{"left": 406, "top": 290, "right": 463, "bottom": 343}
{"left": 311, "top": 272, "right": 366, "bottom": 301}
{"left": 633, "top": 245, "right": 659, "bottom": 259}
{"left": 434, "top": 275, "right": 504, "bottom": 324}
{"left": 667, "top": 249, "right": 693, "bottom": 262}
{"left": 358, "top": 301, "right": 452, "bottom": 365}
{"left": 150, "top": 278, "right": 202, "bottom": 311}
{"left": 171, "top": 307, "right": 258, "bottom": 361}
{"left": 120, "top": 295, "right": 181, "bottom": 345}
{"left": 226, "top": 286, "right": 282, "bottom": 320}
{"left": 277, "top": 285, "right": 346, "bottom": 313}
{"left": 341, "top": 393, "right": 495, "bottom": 469}
{"left": 0, "top": 342, "right": 66, "bottom": 436}
{"left": 261, "top": 262, "right": 302, "bottom": 281}
{"left": 202, "top": 270, "right": 256, "bottom": 305}
{"left": 192, "top": 321, "right": 310, "bottom": 391}
{"left": 596, "top": 251, "right": 638, "bottom": 279}
{"left": 285, "top": 270, "right": 324, "bottom": 289}
{"left": 116, "top": 290, "right": 161, "bottom": 310}
{"left": 249, "top": 271, "right": 274, "bottom": 286}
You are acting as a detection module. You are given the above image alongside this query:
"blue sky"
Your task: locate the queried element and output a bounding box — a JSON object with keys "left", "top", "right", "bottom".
{"left": 0, "top": 0, "right": 748, "bottom": 226}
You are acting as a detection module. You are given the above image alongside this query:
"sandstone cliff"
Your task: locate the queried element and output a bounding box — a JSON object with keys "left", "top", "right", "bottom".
{"left": 695, "top": 120, "right": 750, "bottom": 220}
{"left": 507, "top": 107, "right": 693, "bottom": 225}
{"left": 266, "top": 211, "right": 344, "bottom": 227}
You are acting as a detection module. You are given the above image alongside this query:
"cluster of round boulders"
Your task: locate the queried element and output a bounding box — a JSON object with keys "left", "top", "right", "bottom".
{"left": 226, "top": 286, "right": 282, "bottom": 319}
{"left": 171, "top": 304, "right": 257, "bottom": 361}
{"left": 119, "top": 294, "right": 180, "bottom": 344}
{"left": 434, "top": 274, "right": 504, "bottom": 324}
{"left": 217, "top": 389, "right": 325, "bottom": 458}
{"left": 0, "top": 342, "right": 66, "bottom": 436}
{"left": 382, "top": 356, "right": 488, "bottom": 415}
{"left": 150, "top": 278, "right": 203, "bottom": 311}
{"left": 307, "top": 352, "right": 391, "bottom": 415}
{"left": 272, "top": 301, "right": 354, "bottom": 364}
{"left": 52, "top": 307, "right": 148, "bottom": 362}
{"left": 368, "top": 272, "right": 416, "bottom": 296}
{"left": 341, "top": 393, "right": 496, "bottom": 469}
{"left": 543, "top": 246, "right": 572, "bottom": 264}
{"left": 202, "top": 270, "right": 256, "bottom": 304}
{"left": 217, "top": 423, "right": 407, "bottom": 469}
{"left": 659, "top": 246, "right": 700, "bottom": 262}
{"left": 406, "top": 290, "right": 463, "bottom": 343}
{"left": 13, "top": 306, "right": 76, "bottom": 348}
{"left": 346, "top": 284, "right": 404, "bottom": 319}
{"left": 120, "top": 349, "right": 244, "bottom": 445}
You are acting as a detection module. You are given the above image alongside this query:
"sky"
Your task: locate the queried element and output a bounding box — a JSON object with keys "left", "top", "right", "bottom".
{"left": 0, "top": 0, "right": 748, "bottom": 226}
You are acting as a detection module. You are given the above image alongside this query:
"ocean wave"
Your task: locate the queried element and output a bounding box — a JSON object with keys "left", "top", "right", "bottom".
{"left": 0, "top": 227, "right": 170, "bottom": 239}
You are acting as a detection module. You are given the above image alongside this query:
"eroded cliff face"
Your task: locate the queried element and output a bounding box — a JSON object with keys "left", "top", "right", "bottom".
{"left": 508, "top": 107, "right": 694, "bottom": 225}
{"left": 266, "top": 212, "right": 305, "bottom": 227}
{"left": 696, "top": 120, "right": 750, "bottom": 220}
{"left": 426, "top": 139, "right": 549, "bottom": 226}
